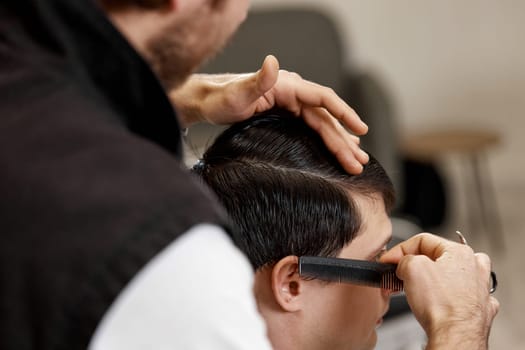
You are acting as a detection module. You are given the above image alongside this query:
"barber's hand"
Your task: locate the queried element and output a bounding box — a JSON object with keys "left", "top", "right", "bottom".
{"left": 381, "top": 233, "right": 499, "bottom": 350}
{"left": 170, "top": 55, "right": 369, "bottom": 174}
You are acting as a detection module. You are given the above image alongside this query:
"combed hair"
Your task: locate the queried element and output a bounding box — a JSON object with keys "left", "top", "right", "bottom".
{"left": 193, "top": 109, "right": 395, "bottom": 269}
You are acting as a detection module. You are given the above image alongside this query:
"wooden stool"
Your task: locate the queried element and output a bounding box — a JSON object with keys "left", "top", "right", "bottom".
{"left": 400, "top": 129, "right": 504, "bottom": 251}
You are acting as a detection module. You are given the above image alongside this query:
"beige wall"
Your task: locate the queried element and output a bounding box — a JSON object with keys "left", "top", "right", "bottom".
{"left": 251, "top": 0, "right": 525, "bottom": 186}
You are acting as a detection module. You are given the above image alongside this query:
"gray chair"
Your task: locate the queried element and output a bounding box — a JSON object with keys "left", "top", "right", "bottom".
{"left": 203, "top": 8, "right": 345, "bottom": 87}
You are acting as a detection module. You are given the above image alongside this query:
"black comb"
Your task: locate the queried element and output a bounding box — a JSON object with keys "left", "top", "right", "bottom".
{"left": 299, "top": 256, "right": 403, "bottom": 292}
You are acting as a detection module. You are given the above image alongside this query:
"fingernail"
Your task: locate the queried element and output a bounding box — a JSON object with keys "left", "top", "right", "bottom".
{"left": 360, "top": 150, "right": 370, "bottom": 163}
{"left": 352, "top": 160, "right": 363, "bottom": 174}
{"left": 360, "top": 122, "right": 369, "bottom": 134}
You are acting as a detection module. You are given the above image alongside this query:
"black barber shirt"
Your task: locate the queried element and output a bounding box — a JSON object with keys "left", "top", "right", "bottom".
{"left": 0, "top": 0, "right": 229, "bottom": 349}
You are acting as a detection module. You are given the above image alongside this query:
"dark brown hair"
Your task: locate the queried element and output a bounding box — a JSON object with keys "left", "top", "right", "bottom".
{"left": 193, "top": 109, "right": 395, "bottom": 269}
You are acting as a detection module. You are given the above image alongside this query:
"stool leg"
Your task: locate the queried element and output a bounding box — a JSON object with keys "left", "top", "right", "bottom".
{"left": 461, "top": 157, "right": 480, "bottom": 236}
{"left": 470, "top": 153, "right": 505, "bottom": 252}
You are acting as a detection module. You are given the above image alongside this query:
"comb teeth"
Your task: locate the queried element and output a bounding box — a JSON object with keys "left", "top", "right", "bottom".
{"left": 299, "top": 256, "right": 404, "bottom": 292}
{"left": 381, "top": 271, "right": 404, "bottom": 292}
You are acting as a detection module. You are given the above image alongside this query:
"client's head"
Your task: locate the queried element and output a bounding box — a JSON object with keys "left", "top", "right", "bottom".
{"left": 193, "top": 109, "right": 395, "bottom": 350}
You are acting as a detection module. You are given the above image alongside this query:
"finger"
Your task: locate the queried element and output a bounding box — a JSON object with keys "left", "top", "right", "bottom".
{"left": 303, "top": 108, "right": 369, "bottom": 164}
{"left": 475, "top": 252, "right": 495, "bottom": 293}
{"left": 349, "top": 134, "right": 361, "bottom": 144}
{"left": 290, "top": 77, "right": 368, "bottom": 135}
{"left": 346, "top": 140, "right": 369, "bottom": 165}
{"left": 475, "top": 252, "right": 492, "bottom": 275}
{"left": 227, "top": 55, "right": 280, "bottom": 112}
{"left": 489, "top": 296, "right": 500, "bottom": 316}
{"left": 395, "top": 254, "right": 434, "bottom": 284}
{"left": 381, "top": 233, "right": 454, "bottom": 263}
{"left": 302, "top": 107, "right": 366, "bottom": 174}
{"left": 347, "top": 136, "right": 369, "bottom": 164}
{"left": 257, "top": 55, "right": 280, "bottom": 93}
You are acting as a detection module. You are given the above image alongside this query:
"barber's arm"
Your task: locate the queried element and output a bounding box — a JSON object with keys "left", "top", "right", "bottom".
{"left": 381, "top": 233, "right": 499, "bottom": 350}
{"left": 170, "top": 55, "right": 369, "bottom": 174}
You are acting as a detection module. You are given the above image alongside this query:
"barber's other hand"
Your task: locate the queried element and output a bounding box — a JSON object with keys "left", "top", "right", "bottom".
{"left": 380, "top": 233, "right": 499, "bottom": 350}
{"left": 170, "top": 55, "right": 369, "bottom": 174}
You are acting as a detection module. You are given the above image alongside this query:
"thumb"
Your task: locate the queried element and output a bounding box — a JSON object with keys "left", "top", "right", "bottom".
{"left": 256, "top": 54, "right": 279, "bottom": 94}
{"left": 227, "top": 55, "right": 279, "bottom": 116}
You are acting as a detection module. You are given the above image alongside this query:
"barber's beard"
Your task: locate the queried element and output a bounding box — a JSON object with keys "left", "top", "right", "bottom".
{"left": 145, "top": 20, "right": 229, "bottom": 92}
{"left": 144, "top": 24, "right": 198, "bottom": 91}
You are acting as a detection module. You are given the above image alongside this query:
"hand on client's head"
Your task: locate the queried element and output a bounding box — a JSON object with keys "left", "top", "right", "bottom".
{"left": 172, "top": 55, "right": 368, "bottom": 175}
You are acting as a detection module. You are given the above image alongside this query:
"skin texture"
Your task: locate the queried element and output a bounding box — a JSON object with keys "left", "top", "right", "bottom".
{"left": 255, "top": 194, "right": 393, "bottom": 350}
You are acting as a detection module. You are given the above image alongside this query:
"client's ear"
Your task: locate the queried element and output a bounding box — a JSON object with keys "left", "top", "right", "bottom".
{"left": 271, "top": 256, "right": 303, "bottom": 312}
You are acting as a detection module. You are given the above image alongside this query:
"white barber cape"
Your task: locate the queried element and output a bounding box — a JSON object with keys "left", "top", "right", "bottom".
{"left": 89, "top": 224, "right": 272, "bottom": 350}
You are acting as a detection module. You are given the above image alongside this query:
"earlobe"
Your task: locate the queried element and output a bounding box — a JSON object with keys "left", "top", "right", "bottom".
{"left": 271, "top": 256, "right": 303, "bottom": 312}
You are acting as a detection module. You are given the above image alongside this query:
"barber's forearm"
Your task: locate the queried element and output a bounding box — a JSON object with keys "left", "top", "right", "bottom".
{"left": 170, "top": 74, "right": 210, "bottom": 128}
{"left": 426, "top": 324, "right": 488, "bottom": 350}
